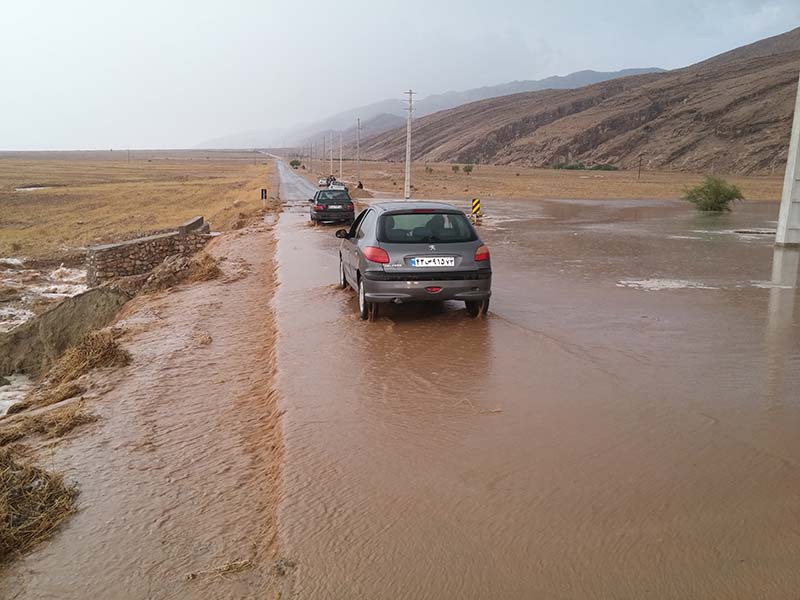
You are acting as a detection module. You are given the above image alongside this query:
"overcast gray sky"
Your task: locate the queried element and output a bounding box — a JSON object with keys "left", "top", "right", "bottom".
{"left": 1, "top": 0, "right": 798, "bottom": 149}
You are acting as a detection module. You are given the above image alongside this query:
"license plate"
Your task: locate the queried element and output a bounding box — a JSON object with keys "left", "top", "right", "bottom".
{"left": 328, "top": 204, "right": 342, "bottom": 209}
{"left": 411, "top": 256, "right": 455, "bottom": 267}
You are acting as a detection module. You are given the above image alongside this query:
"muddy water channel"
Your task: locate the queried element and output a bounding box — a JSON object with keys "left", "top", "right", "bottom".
{"left": 275, "top": 163, "right": 800, "bottom": 598}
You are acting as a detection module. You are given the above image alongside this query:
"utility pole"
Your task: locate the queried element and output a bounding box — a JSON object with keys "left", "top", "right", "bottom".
{"left": 127, "top": 148, "right": 130, "bottom": 163}
{"left": 637, "top": 155, "right": 642, "bottom": 180}
{"left": 777, "top": 68, "right": 800, "bottom": 247}
{"left": 339, "top": 131, "right": 343, "bottom": 180}
{"left": 404, "top": 89, "right": 415, "bottom": 200}
{"left": 356, "top": 117, "right": 361, "bottom": 183}
{"left": 322, "top": 136, "right": 326, "bottom": 176}
{"left": 329, "top": 132, "right": 334, "bottom": 176}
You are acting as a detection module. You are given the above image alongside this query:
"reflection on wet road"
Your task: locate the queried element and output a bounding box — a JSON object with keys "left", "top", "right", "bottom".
{"left": 274, "top": 162, "right": 800, "bottom": 598}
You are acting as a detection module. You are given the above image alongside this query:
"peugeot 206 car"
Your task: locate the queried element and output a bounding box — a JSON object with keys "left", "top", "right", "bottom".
{"left": 335, "top": 201, "right": 491, "bottom": 320}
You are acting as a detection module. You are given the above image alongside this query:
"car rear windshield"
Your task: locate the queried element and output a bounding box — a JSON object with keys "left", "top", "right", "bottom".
{"left": 377, "top": 211, "right": 476, "bottom": 243}
{"left": 318, "top": 190, "right": 351, "bottom": 201}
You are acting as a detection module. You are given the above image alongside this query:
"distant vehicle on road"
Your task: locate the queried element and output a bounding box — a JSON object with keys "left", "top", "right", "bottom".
{"left": 310, "top": 189, "right": 355, "bottom": 224}
{"left": 335, "top": 201, "right": 491, "bottom": 320}
{"left": 328, "top": 181, "right": 347, "bottom": 191}
{"left": 318, "top": 178, "right": 328, "bottom": 187}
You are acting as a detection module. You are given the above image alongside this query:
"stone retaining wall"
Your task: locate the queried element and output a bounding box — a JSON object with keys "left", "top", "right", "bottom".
{"left": 87, "top": 216, "right": 210, "bottom": 285}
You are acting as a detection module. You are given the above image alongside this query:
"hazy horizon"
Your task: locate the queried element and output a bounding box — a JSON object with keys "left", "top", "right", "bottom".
{"left": 2, "top": 0, "right": 799, "bottom": 150}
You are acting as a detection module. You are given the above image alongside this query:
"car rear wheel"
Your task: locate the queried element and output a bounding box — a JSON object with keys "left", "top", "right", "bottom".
{"left": 357, "top": 279, "right": 380, "bottom": 321}
{"left": 358, "top": 279, "right": 369, "bottom": 320}
{"left": 338, "top": 256, "right": 347, "bottom": 289}
{"left": 465, "top": 299, "right": 489, "bottom": 318}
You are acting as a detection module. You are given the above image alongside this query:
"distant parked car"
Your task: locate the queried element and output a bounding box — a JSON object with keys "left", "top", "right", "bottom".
{"left": 318, "top": 178, "right": 328, "bottom": 187}
{"left": 335, "top": 201, "right": 491, "bottom": 320}
{"left": 310, "top": 189, "right": 355, "bottom": 224}
{"left": 328, "top": 181, "right": 347, "bottom": 191}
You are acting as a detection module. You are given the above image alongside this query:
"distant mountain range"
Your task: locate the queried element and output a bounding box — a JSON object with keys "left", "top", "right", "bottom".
{"left": 198, "top": 68, "right": 664, "bottom": 149}
{"left": 358, "top": 27, "right": 800, "bottom": 175}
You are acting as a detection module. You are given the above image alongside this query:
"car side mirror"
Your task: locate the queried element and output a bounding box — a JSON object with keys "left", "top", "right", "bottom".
{"left": 308, "top": 198, "right": 314, "bottom": 202}
{"left": 335, "top": 229, "right": 350, "bottom": 239}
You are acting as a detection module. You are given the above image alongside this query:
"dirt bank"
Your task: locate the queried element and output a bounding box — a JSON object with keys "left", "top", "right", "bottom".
{"left": 0, "top": 219, "right": 284, "bottom": 599}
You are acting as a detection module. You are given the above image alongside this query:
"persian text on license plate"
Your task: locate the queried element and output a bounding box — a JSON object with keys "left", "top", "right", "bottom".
{"left": 411, "top": 257, "right": 455, "bottom": 267}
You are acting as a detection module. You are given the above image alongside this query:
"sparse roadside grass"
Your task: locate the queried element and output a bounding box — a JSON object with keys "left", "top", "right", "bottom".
{"left": 302, "top": 160, "right": 783, "bottom": 202}
{"left": 0, "top": 150, "right": 279, "bottom": 259}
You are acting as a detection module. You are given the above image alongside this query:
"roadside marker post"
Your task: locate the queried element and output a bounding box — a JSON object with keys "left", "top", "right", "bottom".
{"left": 471, "top": 197, "right": 482, "bottom": 224}
{"left": 261, "top": 188, "right": 267, "bottom": 210}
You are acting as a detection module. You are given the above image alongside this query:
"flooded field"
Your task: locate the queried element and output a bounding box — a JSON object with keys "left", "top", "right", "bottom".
{"left": 274, "top": 162, "right": 800, "bottom": 598}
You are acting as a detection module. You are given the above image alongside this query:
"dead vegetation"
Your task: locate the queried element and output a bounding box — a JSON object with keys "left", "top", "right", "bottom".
{"left": 6, "top": 329, "right": 129, "bottom": 416}
{"left": 48, "top": 330, "right": 130, "bottom": 388}
{"left": 185, "top": 559, "right": 255, "bottom": 581}
{"left": 0, "top": 151, "right": 281, "bottom": 259}
{"left": 0, "top": 402, "right": 97, "bottom": 446}
{"left": 0, "top": 447, "right": 78, "bottom": 564}
{"left": 187, "top": 252, "right": 222, "bottom": 282}
{"left": 141, "top": 251, "right": 222, "bottom": 292}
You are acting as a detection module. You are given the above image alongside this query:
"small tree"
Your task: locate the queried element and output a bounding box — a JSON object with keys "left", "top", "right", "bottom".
{"left": 424, "top": 165, "right": 433, "bottom": 174}
{"left": 451, "top": 165, "right": 460, "bottom": 173}
{"left": 463, "top": 164, "right": 473, "bottom": 175}
{"left": 289, "top": 159, "right": 301, "bottom": 169}
{"left": 684, "top": 176, "right": 744, "bottom": 212}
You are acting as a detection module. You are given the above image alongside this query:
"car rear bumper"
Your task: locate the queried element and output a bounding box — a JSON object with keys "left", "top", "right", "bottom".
{"left": 311, "top": 210, "right": 354, "bottom": 222}
{"left": 362, "top": 271, "right": 492, "bottom": 303}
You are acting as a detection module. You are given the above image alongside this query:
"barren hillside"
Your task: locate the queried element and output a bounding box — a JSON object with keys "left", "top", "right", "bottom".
{"left": 360, "top": 28, "right": 800, "bottom": 174}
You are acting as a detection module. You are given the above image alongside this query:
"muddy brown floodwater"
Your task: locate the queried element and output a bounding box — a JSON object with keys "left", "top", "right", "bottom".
{"left": 2, "top": 223, "right": 282, "bottom": 600}
{"left": 274, "top": 161, "right": 800, "bottom": 599}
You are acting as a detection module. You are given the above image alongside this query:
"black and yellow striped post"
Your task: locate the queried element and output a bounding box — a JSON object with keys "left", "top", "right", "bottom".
{"left": 471, "top": 197, "right": 482, "bottom": 223}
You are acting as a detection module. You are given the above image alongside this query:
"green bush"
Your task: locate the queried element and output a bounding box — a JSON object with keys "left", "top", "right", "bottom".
{"left": 289, "top": 159, "right": 301, "bottom": 169}
{"left": 589, "top": 164, "right": 618, "bottom": 171}
{"left": 463, "top": 164, "right": 474, "bottom": 174}
{"left": 424, "top": 165, "right": 433, "bottom": 174}
{"left": 451, "top": 165, "right": 460, "bottom": 173}
{"left": 553, "top": 162, "right": 586, "bottom": 170}
{"left": 684, "top": 176, "right": 744, "bottom": 212}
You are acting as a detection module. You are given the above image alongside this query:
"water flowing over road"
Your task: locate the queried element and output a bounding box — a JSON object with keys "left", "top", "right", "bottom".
{"left": 272, "top": 161, "right": 800, "bottom": 599}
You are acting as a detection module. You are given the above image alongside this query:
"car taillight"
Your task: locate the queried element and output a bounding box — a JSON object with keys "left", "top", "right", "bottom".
{"left": 314, "top": 204, "right": 325, "bottom": 211}
{"left": 474, "top": 244, "right": 490, "bottom": 261}
{"left": 363, "top": 246, "right": 390, "bottom": 264}
{"left": 346, "top": 203, "right": 354, "bottom": 210}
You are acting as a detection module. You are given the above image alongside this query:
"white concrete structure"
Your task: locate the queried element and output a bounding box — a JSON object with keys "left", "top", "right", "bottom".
{"left": 776, "top": 70, "right": 800, "bottom": 246}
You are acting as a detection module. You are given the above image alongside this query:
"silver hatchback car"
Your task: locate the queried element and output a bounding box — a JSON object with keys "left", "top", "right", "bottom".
{"left": 335, "top": 201, "right": 492, "bottom": 320}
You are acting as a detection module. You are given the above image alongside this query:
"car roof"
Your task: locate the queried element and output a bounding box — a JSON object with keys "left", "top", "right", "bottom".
{"left": 370, "top": 201, "right": 462, "bottom": 214}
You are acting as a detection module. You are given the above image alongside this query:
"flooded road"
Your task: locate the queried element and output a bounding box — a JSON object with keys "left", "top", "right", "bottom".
{"left": 2, "top": 223, "right": 282, "bottom": 600}
{"left": 274, "top": 162, "right": 800, "bottom": 598}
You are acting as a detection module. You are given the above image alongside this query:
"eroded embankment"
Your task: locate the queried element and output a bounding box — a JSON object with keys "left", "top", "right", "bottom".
{"left": 0, "top": 220, "right": 285, "bottom": 600}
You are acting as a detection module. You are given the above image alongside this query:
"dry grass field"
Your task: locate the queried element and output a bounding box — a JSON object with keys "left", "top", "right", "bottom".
{"left": 302, "top": 159, "right": 784, "bottom": 202}
{"left": 0, "top": 150, "right": 278, "bottom": 260}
